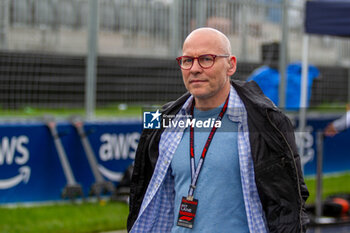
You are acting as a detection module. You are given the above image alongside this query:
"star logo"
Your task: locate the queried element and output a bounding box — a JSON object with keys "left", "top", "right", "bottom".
{"left": 150, "top": 110, "right": 161, "bottom": 122}
{"left": 143, "top": 110, "right": 162, "bottom": 129}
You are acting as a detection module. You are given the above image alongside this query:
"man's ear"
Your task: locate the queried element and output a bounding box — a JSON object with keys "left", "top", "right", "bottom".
{"left": 227, "top": 56, "right": 237, "bottom": 76}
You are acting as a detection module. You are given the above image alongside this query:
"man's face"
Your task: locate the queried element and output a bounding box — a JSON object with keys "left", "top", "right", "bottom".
{"left": 181, "top": 32, "right": 236, "bottom": 101}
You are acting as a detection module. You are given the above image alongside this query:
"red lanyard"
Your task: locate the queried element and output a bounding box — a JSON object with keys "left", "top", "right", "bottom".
{"left": 188, "top": 95, "right": 229, "bottom": 199}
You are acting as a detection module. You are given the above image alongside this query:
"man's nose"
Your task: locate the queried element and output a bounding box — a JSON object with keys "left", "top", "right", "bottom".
{"left": 190, "top": 59, "right": 202, "bottom": 73}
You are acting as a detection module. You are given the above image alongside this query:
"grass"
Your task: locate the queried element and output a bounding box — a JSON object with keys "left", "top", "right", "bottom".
{"left": 0, "top": 104, "right": 145, "bottom": 119}
{"left": 0, "top": 173, "right": 350, "bottom": 233}
{"left": 1, "top": 102, "right": 348, "bottom": 119}
{"left": 304, "top": 172, "right": 350, "bottom": 204}
{"left": 309, "top": 102, "right": 348, "bottom": 113}
{"left": 0, "top": 102, "right": 348, "bottom": 119}
{"left": 0, "top": 201, "right": 129, "bottom": 233}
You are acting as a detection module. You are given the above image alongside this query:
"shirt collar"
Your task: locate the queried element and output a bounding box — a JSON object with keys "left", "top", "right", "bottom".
{"left": 227, "top": 85, "right": 246, "bottom": 121}
{"left": 179, "top": 85, "right": 246, "bottom": 120}
{"left": 180, "top": 95, "right": 193, "bottom": 116}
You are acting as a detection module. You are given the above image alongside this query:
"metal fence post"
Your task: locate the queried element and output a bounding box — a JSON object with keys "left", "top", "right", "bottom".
{"left": 86, "top": 0, "right": 99, "bottom": 120}
{"left": 170, "top": 0, "right": 180, "bottom": 56}
{"left": 348, "top": 68, "right": 350, "bottom": 103}
{"left": 0, "top": 0, "right": 9, "bottom": 49}
{"left": 279, "top": 0, "right": 289, "bottom": 109}
{"left": 299, "top": 35, "right": 309, "bottom": 158}
{"left": 240, "top": 2, "right": 247, "bottom": 61}
{"left": 315, "top": 131, "right": 324, "bottom": 218}
{"left": 196, "top": 0, "right": 206, "bottom": 28}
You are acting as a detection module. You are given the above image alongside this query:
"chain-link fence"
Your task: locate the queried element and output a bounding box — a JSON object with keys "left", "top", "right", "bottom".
{"left": 0, "top": 50, "right": 262, "bottom": 109}
{"left": 1, "top": 50, "right": 349, "bottom": 111}
{"left": 0, "top": 0, "right": 350, "bottom": 115}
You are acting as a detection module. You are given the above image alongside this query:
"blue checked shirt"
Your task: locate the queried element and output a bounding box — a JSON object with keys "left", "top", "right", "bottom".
{"left": 131, "top": 86, "right": 269, "bottom": 233}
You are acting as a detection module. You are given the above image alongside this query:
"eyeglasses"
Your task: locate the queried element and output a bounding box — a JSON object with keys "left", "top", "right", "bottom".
{"left": 176, "top": 54, "right": 230, "bottom": 70}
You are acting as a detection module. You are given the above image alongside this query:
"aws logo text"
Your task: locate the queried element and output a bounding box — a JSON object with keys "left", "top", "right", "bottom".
{"left": 0, "top": 136, "right": 30, "bottom": 190}
{"left": 0, "top": 136, "right": 29, "bottom": 165}
{"left": 97, "top": 132, "right": 140, "bottom": 182}
{"left": 99, "top": 132, "right": 140, "bottom": 161}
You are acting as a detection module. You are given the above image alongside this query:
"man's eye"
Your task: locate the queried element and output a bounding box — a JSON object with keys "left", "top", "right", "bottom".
{"left": 202, "top": 56, "right": 213, "bottom": 61}
{"left": 183, "top": 58, "right": 193, "bottom": 64}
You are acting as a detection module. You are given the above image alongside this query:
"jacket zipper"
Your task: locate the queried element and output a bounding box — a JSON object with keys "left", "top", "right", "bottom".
{"left": 265, "top": 109, "right": 303, "bottom": 232}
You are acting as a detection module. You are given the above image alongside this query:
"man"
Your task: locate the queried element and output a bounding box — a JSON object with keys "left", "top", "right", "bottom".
{"left": 127, "top": 27, "right": 309, "bottom": 233}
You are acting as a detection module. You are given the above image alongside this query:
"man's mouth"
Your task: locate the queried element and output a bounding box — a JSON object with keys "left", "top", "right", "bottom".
{"left": 189, "top": 79, "right": 207, "bottom": 84}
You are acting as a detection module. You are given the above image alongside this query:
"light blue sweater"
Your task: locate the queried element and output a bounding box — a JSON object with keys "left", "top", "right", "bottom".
{"left": 170, "top": 106, "right": 249, "bottom": 233}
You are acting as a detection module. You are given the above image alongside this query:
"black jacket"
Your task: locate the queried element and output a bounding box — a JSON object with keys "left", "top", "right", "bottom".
{"left": 127, "top": 80, "right": 309, "bottom": 233}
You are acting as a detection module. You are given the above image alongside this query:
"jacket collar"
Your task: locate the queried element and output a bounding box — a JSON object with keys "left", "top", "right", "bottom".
{"left": 230, "top": 80, "right": 279, "bottom": 112}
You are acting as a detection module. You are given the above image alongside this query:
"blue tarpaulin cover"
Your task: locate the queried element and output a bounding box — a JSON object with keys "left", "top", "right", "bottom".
{"left": 305, "top": 0, "right": 350, "bottom": 36}
{"left": 247, "top": 62, "right": 319, "bottom": 110}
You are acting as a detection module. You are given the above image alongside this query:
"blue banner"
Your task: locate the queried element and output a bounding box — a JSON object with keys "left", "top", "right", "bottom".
{"left": 296, "top": 115, "right": 350, "bottom": 176}
{"left": 305, "top": 0, "right": 350, "bottom": 37}
{"left": 0, "top": 120, "right": 142, "bottom": 204}
{"left": 0, "top": 116, "right": 349, "bottom": 204}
